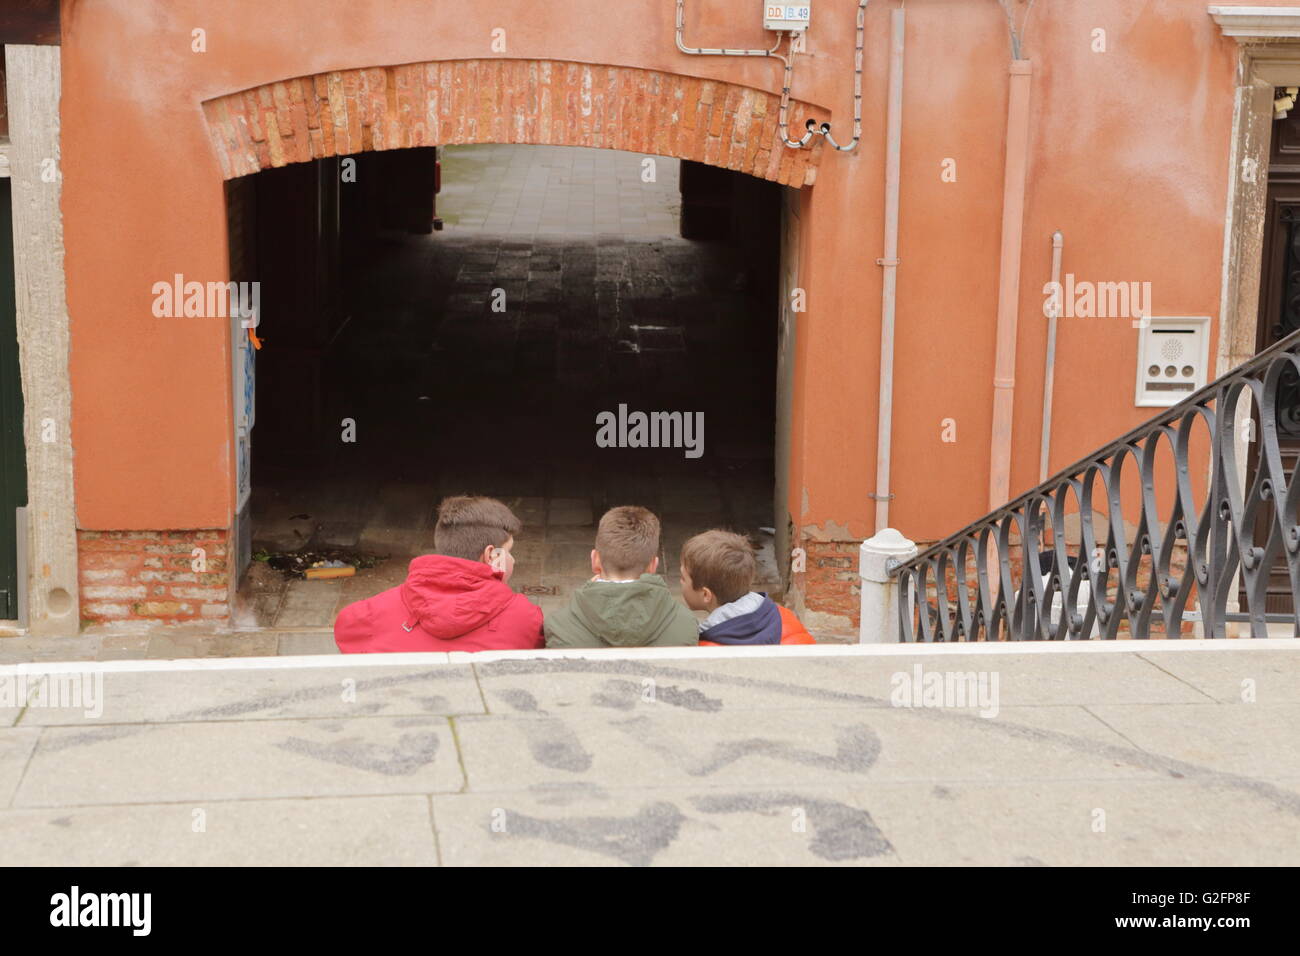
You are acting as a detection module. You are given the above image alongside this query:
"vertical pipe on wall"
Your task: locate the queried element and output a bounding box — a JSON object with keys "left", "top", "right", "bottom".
{"left": 988, "top": 59, "right": 1034, "bottom": 512}
{"left": 1039, "top": 230, "right": 1063, "bottom": 483}
{"left": 873, "top": 7, "right": 906, "bottom": 531}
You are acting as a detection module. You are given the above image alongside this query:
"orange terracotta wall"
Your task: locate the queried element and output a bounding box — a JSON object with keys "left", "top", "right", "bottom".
{"left": 59, "top": 0, "right": 1245, "bottom": 548}
{"left": 798, "top": 0, "right": 1241, "bottom": 546}
{"left": 886, "top": 0, "right": 1238, "bottom": 543}
{"left": 60, "top": 0, "right": 847, "bottom": 531}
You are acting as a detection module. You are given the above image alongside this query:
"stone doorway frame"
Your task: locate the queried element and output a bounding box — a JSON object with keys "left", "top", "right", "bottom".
{"left": 2, "top": 44, "right": 78, "bottom": 636}
{"left": 1210, "top": 6, "right": 1300, "bottom": 632}
{"left": 1214, "top": 9, "right": 1300, "bottom": 375}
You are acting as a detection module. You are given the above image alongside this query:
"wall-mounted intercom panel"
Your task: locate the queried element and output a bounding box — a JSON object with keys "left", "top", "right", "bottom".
{"left": 1135, "top": 316, "right": 1211, "bottom": 407}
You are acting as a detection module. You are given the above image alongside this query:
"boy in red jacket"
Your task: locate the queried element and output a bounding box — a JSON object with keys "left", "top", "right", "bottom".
{"left": 679, "top": 530, "right": 815, "bottom": 646}
{"left": 334, "top": 496, "right": 544, "bottom": 653}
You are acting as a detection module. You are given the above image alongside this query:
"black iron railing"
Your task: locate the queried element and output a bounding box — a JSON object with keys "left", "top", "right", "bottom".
{"left": 893, "top": 328, "right": 1300, "bottom": 641}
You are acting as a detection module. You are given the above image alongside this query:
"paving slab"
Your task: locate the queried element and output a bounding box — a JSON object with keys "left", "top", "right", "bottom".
{"left": 471, "top": 651, "right": 1204, "bottom": 714}
{"left": 454, "top": 708, "right": 875, "bottom": 791}
{"left": 96, "top": 632, "right": 153, "bottom": 661}
{"left": 276, "top": 631, "right": 342, "bottom": 656}
{"left": 13, "top": 663, "right": 483, "bottom": 726}
{"left": 433, "top": 786, "right": 896, "bottom": 866}
{"left": 874, "top": 701, "right": 1155, "bottom": 770}
{"left": 145, "top": 630, "right": 278, "bottom": 660}
{"left": 0, "top": 635, "right": 101, "bottom": 664}
{"left": 452, "top": 703, "right": 1155, "bottom": 794}
{"left": 474, "top": 655, "right": 883, "bottom": 713}
{"left": 0, "top": 644, "right": 1296, "bottom": 864}
{"left": 1135, "top": 648, "right": 1300, "bottom": 702}
{"left": 864, "top": 651, "right": 1210, "bottom": 706}
{"left": 0, "top": 796, "right": 440, "bottom": 866}
{"left": 1087, "top": 702, "right": 1300, "bottom": 779}
{"left": 14, "top": 716, "right": 463, "bottom": 807}
{"left": 1, "top": 679, "right": 24, "bottom": 726}
{"left": 858, "top": 778, "right": 1300, "bottom": 866}
{"left": 275, "top": 579, "right": 346, "bottom": 629}
{"left": 0, "top": 727, "right": 39, "bottom": 805}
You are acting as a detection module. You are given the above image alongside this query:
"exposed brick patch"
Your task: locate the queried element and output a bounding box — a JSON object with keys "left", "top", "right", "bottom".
{"left": 202, "top": 60, "right": 825, "bottom": 187}
{"left": 803, "top": 539, "right": 862, "bottom": 626}
{"left": 78, "top": 530, "right": 230, "bottom": 625}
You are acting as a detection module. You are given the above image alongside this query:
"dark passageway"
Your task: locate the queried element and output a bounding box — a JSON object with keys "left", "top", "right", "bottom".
{"left": 231, "top": 144, "right": 783, "bottom": 628}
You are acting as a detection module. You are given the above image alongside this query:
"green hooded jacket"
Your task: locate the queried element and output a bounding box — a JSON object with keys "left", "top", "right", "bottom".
{"left": 544, "top": 574, "right": 699, "bottom": 648}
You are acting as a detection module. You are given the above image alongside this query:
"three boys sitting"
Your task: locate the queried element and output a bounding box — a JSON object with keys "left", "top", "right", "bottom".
{"left": 335, "top": 497, "right": 812, "bottom": 653}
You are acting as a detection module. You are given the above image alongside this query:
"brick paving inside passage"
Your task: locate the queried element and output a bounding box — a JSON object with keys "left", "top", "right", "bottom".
{"left": 240, "top": 144, "right": 781, "bottom": 631}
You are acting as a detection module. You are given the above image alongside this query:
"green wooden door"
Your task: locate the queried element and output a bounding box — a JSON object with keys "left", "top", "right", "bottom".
{"left": 0, "top": 180, "right": 27, "bottom": 620}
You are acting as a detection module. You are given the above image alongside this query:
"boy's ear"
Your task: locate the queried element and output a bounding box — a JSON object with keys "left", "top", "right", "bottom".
{"left": 647, "top": 555, "right": 659, "bottom": 575}
{"left": 590, "top": 549, "right": 602, "bottom": 576}
{"left": 487, "top": 546, "right": 510, "bottom": 574}
{"left": 480, "top": 544, "right": 496, "bottom": 564}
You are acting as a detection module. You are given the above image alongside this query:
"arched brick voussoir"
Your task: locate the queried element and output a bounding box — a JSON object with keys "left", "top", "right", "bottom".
{"left": 201, "top": 59, "right": 827, "bottom": 187}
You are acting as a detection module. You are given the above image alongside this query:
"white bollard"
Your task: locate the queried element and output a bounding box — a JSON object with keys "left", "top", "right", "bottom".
{"left": 859, "top": 528, "right": 918, "bottom": 643}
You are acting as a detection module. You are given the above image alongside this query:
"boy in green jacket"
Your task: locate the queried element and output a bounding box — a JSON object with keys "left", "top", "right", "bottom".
{"left": 544, "top": 506, "right": 699, "bottom": 648}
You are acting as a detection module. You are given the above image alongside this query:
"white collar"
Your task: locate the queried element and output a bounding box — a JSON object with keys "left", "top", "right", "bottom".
{"left": 700, "top": 591, "right": 764, "bottom": 631}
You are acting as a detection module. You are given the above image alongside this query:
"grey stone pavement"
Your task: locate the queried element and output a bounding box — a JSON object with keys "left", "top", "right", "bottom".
{"left": 1, "top": 642, "right": 1297, "bottom": 866}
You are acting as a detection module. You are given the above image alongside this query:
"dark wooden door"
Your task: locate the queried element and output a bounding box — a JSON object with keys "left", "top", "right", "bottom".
{"left": 1249, "top": 108, "right": 1300, "bottom": 615}
{"left": 0, "top": 179, "right": 28, "bottom": 620}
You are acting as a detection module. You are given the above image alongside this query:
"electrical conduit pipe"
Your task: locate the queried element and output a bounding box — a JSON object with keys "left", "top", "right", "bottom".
{"left": 988, "top": 60, "right": 1033, "bottom": 512}
{"left": 874, "top": 7, "right": 906, "bottom": 530}
{"left": 1039, "top": 230, "right": 1063, "bottom": 483}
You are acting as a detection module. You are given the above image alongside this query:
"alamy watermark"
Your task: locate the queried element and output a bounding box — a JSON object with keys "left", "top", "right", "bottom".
{"left": 595, "top": 404, "right": 704, "bottom": 459}
{"left": 152, "top": 274, "right": 260, "bottom": 326}
{"left": 1, "top": 668, "right": 104, "bottom": 719}
{"left": 890, "top": 664, "right": 999, "bottom": 718}
{"left": 1043, "top": 273, "right": 1152, "bottom": 328}
{"left": 50, "top": 886, "right": 150, "bottom": 936}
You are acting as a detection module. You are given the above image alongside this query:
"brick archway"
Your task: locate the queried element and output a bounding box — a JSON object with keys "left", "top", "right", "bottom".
{"left": 202, "top": 59, "right": 826, "bottom": 187}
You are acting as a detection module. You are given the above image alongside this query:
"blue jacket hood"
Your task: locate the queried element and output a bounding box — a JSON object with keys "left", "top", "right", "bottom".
{"left": 700, "top": 595, "right": 782, "bottom": 645}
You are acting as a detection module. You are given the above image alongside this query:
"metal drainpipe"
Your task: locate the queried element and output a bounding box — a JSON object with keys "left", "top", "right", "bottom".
{"left": 987, "top": 59, "right": 1033, "bottom": 513}
{"left": 1039, "top": 230, "right": 1063, "bottom": 483}
{"left": 873, "top": 7, "right": 906, "bottom": 532}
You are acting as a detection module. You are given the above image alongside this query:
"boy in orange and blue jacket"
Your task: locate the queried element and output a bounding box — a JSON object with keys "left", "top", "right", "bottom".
{"left": 679, "top": 530, "right": 815, "bottom": 646}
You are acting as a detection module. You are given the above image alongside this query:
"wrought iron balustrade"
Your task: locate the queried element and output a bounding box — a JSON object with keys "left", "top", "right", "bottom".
{"left": 893, "top": 328, "right": 1300, "bottom": 641}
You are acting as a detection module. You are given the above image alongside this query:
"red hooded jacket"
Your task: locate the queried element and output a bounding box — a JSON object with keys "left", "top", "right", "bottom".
{"left": 334, "top": 555, "right": 544, "bottom": 653}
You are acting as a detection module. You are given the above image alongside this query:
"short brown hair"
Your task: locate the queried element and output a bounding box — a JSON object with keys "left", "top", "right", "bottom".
{"left": 594, "top": 506, "right": 661, "bottom": 576}
{"left": 433, "top": 496, "right": 521, "bottom": 561}
{"left": 681, "top": 530, "right": 755, "bottom": 605}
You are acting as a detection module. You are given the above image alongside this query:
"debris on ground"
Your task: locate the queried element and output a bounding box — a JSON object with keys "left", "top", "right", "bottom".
{"left": 252, "top": 548, "right": 387, "bottom": 579}
{"left": 305, "top": 561, "right": 356, "bottom": 580}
